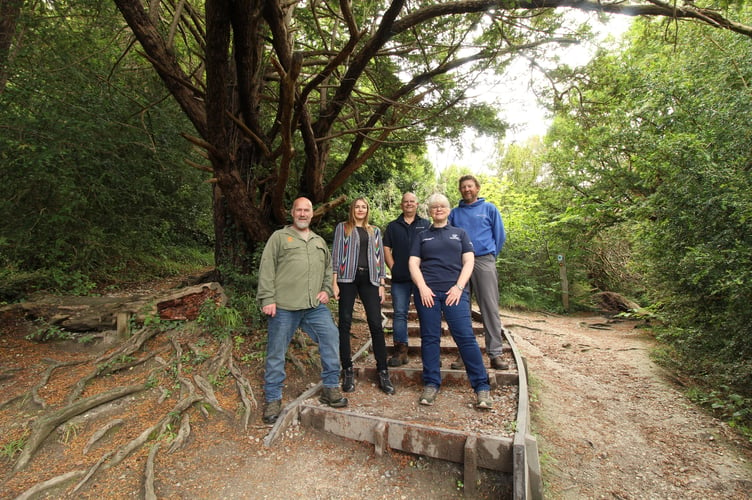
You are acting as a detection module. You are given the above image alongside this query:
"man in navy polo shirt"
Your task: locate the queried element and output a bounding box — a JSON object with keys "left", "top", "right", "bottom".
{"left": 384, "top": 192, "right": 430, "bottom": 366}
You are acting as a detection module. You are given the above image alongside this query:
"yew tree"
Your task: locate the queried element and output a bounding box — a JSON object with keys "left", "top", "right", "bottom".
{"left": 109, "top": 0, "right": 752, "bottom": 270}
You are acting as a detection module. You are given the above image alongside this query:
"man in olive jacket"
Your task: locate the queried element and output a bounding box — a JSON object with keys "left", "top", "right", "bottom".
{"left": 258, "top": 197, "right": 347, "bottom": 424}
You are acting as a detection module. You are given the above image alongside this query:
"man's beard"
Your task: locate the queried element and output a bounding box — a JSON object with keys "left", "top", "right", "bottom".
{"left": 294, "top": 219, "right": 310, "bottom": 230}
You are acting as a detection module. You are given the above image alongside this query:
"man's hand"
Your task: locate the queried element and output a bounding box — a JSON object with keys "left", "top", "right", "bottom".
{"left": 262, "top": 303, "right": 277, "bottom": 317}
{"left": 317, "top": 291, "right": 330, "bottom": 304}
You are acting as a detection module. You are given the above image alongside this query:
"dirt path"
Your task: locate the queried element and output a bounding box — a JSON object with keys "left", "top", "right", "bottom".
{"left": 508, "top": 310, "right": 752, "bottom": 499}
{"left": 3, "top": 305, "right": 752, "bottom": 499}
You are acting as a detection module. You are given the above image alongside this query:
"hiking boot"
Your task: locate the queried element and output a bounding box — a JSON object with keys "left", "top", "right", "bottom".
{"left": 388, "top": 342, "right": 409, "bottom": 367}
{"left": 476, "top": 390, "right": 493, "bottom": 410}
{"left": 419, "top": 386, "right": 439, "bottom": 406}
{"left": 378, "top": 370, "right": 395, "bottom": 395}
{"left": 490, "top": 355, "right": 509, "bottom": 370}
{"left": 262, "top": 400, "right": 281, "bottom": 424}
{"left": 319, "top": 387, "right": 348, "bottom": 408}
{"left": 450, "top": 354, "right": 464, "bottom": 370}
{"left": 341, "top": 366, "right": 355, "bottom": 393}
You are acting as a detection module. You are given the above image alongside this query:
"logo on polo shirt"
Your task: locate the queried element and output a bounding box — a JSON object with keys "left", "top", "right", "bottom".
{"left": 450, "top": 234, "right": 461, "bottom": 241}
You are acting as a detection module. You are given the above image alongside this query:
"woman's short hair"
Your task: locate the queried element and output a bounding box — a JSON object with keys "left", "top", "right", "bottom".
{"left": 426, "top": 193, "right": 450, "bottom": 209}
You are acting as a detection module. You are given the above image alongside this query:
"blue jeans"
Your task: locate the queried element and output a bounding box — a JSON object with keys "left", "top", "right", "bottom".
{"left": 413, "top": 289, "right": 490, "bottom": 392}
{"left": 263, "top": 304, "right": 341, "bottom": 402}
{"left": 389, "top": 281, "right": 413, "bottom": 345}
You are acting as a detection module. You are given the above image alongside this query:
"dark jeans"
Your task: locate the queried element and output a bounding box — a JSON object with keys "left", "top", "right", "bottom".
{"left": 389, "top": 280, "right": 413, "bottom": 344}
{"left": 338, "top": 269, "right": 388, "bottom": 371}
{"left": 413, "top": 289, "right": 490, "bottom": 392}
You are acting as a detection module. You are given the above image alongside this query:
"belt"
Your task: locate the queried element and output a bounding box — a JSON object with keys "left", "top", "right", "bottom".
{"left": 357, "top": 267, "right": 369, "bottom": 272}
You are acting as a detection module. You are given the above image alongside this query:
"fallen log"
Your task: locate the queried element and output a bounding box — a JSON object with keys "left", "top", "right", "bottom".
{"left": 0, "top": 282, "right": 227, "bottom": 332}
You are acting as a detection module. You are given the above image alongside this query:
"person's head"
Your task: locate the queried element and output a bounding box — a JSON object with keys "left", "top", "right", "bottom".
{"left": 426, "top": 193, "right": 451, "bottom": 223}
{"left": 458, "top": 174, "right": 481, "bottom": 204}
{"left": 290, "top": 197, "right": 313, "bottom": 230}
{"left": 348, "top": 197, "right": 371, "bottom": 228}
{"left": 400, "top": 192, "right": 418, "bottom": 217}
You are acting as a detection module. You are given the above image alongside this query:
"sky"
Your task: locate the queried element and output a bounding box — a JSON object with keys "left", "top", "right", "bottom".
{"left": 427, "top": 12, "right": 633, "bottom": 174}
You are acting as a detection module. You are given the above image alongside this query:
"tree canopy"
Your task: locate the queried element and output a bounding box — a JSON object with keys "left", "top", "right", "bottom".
{"left": 102, "top": 0, "right": 752, "bottom": 267}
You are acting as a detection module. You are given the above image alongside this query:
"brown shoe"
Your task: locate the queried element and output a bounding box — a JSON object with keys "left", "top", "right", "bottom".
{"left": 388, "top": 342, "right": 408, "bottom": 367}
{"left": 450, "top": 355, "right": 464, "bottom": 370}
{"left": 319, "top": 387, "right": 348, "bottom": 408}
{"left": 262, "top": 400, "right": 281, "bottom": 424}
{"left": 490, "top": 356, "right": 509, "bottom": 370}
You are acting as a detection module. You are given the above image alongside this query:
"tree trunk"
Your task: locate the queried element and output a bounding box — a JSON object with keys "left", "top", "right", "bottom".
{"left": 0, "top": 0, "right": 23, "bottom": 93}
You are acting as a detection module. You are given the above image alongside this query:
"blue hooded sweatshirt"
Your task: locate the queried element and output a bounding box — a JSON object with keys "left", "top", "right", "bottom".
{"left": 448, "top": 197, "right": 506, "bottom": 257}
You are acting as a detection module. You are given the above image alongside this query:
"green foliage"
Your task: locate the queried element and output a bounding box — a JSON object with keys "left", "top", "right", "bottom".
{"left": 0, "top": 3, "right": 213, "bottom": 295}
{"left": 208, "top": 368, "right": 230, "bottom": 388}
{"left": 142, "top": 312, "right": 183, "bottom": 333}
{"left": 0, "top": 436, "right": 27, "bottom": 461}
{"left": 685, "top": 386, "right": 752, "bottom": 441}
{"left": 444, "top": 142, "right": 588, "bottom": 311}
{"left": 25, "top": 319, "right": 73, "bottom": 342}
{"left": 540, "top": 13, "right": 752, "bottom": 428}
{"left": 196, "top": 300, "right": 245, "bottom": 340}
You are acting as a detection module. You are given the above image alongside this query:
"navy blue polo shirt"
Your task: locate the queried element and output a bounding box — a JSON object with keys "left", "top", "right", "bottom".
{"left": 410, "top": 224, "right": 474, "bottom": 290}
{"left": 384, "top": 214, "right": 430, "bottom": 282}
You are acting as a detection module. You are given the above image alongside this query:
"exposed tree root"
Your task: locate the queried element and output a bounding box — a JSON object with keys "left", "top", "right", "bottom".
{"left": 1, "top": 282, "right": 284, "bottom": 497}
{"left": 71, "top": 450, "right": 114, "bottom": 494}
{"left": 14, "top": 469, "right": 87, "bottom": 500}
{"left": 144, "top": 442, "right": 160, "bottom": 500}
{"left": 0, "top": 368, "right": 20, "bottom": 382}
{"left": 194, "top": 374, "right": 227, "bottom": 415}
{"left": 94, "top": 326, "right": 160, "bottom": 364}
{"left": 204, "top": 335, "right": 233, "bottom": 375}
{"left": 67, "top": 351, "right": 156, "bottom": 403}
{"left": 7, "top": 319, "right": 271, "bottom": 498}
{"left": 287, "top": 349, "right": 307, "bottom": 374}
{"left": 14, "top": 383, "right": 146, "bottom": 471}
{"left": 229, "top": 357, "right": 256, "bottom": 430}
{"left": 83, "top": 418, "right": 125, "bottom": 454}
{"left": 34, "top": 359, "right": 84, "bottom": 408}
{"left": 167, "top": 413, "right": 191, "bottom": 453}
{"left": 0, "top": 359, "right": 83, "bottom": 411}
{"left": 0, "top": 393, "right": 24, "bottom": 411}
{"left": 95, "top": 389, "right": 203, "bottom": 481}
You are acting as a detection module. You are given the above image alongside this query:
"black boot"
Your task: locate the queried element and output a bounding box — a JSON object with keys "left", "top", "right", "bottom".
{"left": 378, "top": 370, "right": 395, "bottom": 395}
{"left": 342, "top": 366, "right": 355, "bottom": 393}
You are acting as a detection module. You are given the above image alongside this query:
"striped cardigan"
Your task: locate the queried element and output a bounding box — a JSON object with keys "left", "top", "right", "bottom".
{"left": 331, "top": 222, "right": 386, "bottom": 287}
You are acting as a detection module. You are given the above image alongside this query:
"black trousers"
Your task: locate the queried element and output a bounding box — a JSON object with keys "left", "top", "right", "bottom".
{"left": 337, "top": 269, "right": 388, "bottom": 371}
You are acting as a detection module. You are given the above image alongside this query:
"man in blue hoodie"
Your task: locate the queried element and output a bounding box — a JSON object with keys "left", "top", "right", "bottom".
{"left": 448, "top": 175, "right": 510, "bottom": 370}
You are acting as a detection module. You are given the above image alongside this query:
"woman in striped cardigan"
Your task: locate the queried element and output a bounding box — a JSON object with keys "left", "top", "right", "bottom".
{"left": 332, "top": 197, "right": 395, "bottom": 395}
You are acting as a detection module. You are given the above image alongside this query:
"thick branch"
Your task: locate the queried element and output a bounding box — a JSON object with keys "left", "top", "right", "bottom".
{"left": 113, "top": 0, "right": 207, "bottom": 136}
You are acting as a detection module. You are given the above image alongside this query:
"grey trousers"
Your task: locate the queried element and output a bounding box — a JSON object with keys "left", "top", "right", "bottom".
{"left": 469, "top": 253, "right": 505, "bottom": 358}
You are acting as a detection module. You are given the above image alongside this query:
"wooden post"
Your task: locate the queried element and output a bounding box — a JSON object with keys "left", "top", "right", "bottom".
{"left": 557, "top": 254, "right": 569, "bottom": 312}
{"left": 116, "top": 312, "right": 130, "bottom": 339}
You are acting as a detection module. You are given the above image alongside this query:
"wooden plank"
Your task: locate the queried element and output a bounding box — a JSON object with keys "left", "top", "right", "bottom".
{"left": 299, "top": 405, "right": 513, "bottom": 472}
{"left": 357, "top": 366, "right": 518, "bottom": 388}
{"left": 464, "top": 435, "right": 478, "bottom": 495}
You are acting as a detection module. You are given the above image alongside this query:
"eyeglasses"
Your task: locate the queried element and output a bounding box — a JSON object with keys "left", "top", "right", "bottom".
{"left": 429, "top": 205, "right": 448, "bottom": 211}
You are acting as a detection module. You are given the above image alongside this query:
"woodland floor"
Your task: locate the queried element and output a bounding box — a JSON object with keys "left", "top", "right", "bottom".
{"left": 1, "top": 277, "right": 751, "bottom": 499}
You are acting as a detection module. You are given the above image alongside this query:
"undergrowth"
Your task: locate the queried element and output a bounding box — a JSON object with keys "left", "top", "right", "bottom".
{"left": 651, "top": 341, "right": 752, "bottom": 444}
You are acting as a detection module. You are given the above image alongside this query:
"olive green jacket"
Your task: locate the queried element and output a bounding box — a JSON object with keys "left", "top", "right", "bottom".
{"left": 257, "top": 226, "right": 334, "bottom": 311}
